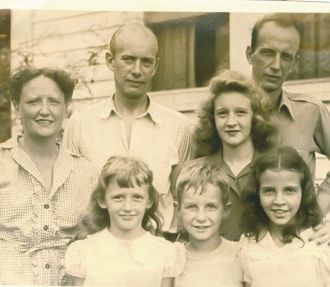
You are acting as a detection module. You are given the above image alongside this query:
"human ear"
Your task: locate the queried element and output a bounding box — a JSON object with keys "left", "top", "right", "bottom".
{"left": 246, "top": 46, "right": 254, "bottom": 65}
{"left": 97, "top": 198, "right": 107, "bottom": 209}
{"left": 222, "top": 202, "right": 232, "bottom": 219}
{"left": 151, "top": 57, "right": 159, "bottom": 77}
{"left": 105, "top": 52, "right": 115, "bottom": 71}
{"left": 146, "top": 199, "right": 153, "bottom": 210}
{"left": 13, "top": 103, "right": 21, "bottom": 120}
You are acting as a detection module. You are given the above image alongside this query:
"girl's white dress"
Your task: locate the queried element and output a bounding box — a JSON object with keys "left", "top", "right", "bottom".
{"left": 65, "top": 229, "right": 184, "bottom": 286}
{"left": 227, "top": 229, "right": 330, "bottom": 287}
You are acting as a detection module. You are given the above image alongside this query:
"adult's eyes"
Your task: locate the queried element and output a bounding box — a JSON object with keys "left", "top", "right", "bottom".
{"left": 259, "top": 48, "right": 274, "bottom": 57}
{"left": 122, "top": 56, "right": 134, "bottom": 64}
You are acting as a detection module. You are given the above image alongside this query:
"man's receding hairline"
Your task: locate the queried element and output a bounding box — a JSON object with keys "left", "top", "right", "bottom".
{"left": 110, "top": 24, "right": 158, "bottom": 55}
{"left": 251, "top": 14, "right": 303, "bottom": 51}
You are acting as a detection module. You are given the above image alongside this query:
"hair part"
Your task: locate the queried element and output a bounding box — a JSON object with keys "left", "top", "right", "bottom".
{"left": 79, "top": 156, "right": 162, "bottom": 237}
{"left": 241, "top": 146, "right": 322, "bottom": 244}
{"left": 193, "top": 69, "right": 277, "bottom": 157}
{"left": 9, "top": 67, "right": 75, "bottom": 106}
{"left": 251, "top": 13, "right": 303, "bottom": 52}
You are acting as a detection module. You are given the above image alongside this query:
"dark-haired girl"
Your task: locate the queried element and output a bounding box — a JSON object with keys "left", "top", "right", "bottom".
{"left": 232, "top": 147, "right": 330, "bottom": 287}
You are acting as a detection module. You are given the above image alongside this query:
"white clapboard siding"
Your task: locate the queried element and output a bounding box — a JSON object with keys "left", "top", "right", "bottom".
{"left": 32, "top": 11, "right": 96, "bottom": 22}
{"left": 33, "top": 11, "right": 143, "bottom": 37}
{"left": 73, "top": 78, "right": 115, "bottom": 100}
{"left": 32, "top": 48, "right": 108, "bottom": 71}
{"left": 31, "top": 27, "right": 116, "bottom": 54}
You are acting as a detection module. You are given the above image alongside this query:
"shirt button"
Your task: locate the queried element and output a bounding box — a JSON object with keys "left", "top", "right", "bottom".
{"left": 43, "top": 225, "right": 49, "bottom": 231}
{"left": 44, "top": 204, "right": 50, "bottom": 209}
{"left": 45, "top": 263, "right": 50, "bottom": 269}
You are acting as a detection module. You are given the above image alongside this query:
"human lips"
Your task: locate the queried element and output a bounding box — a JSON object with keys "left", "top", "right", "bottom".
{"left": 127, "top": 79, "right": 144, "bottom": 86}
{"left": 271, "top": 209, "right": 288, "bottom": 217}
{"left": 264, "top": 74, "right": 281, "bottom": 81}
{"left": 36, "top": 119, "right": 53, "bottom": 126}
{"left": 119, "top": 214, "right": 136, "bottom": 220}
{"left": 225, "top": 130, "right": 240, "bottom": 136}
{"left": 193, "top": 225, "right": 211, "bottom": 232}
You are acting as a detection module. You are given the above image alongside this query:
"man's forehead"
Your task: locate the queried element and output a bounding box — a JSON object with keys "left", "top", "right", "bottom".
{"left": 113, "top": 29, "right": 158, "bottom": 56}
{"left": 256, "top": 21, "right": 300, "bottom": 51}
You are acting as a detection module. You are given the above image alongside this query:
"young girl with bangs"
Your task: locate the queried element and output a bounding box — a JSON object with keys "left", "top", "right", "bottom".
{"left": 226, "top": 146, "right": 330, "bottom": 287}
{"left": 65, "top": 156, "right": 184, "bottom": 287}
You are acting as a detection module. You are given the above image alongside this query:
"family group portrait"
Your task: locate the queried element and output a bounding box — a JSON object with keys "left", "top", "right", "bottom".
{"left": 0, "top": 2, "right": 330, "bottom": 286}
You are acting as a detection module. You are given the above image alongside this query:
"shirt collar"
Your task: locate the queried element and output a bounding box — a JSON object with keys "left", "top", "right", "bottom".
{"left": 93, "top": 229, "right": 155, "bottom": 264}
{"left": 279, "top": 90, "right": 295, "bottom": 120}
{"left": 3, "top": 135, "right": 77, "bottom": 197}
{"left": 0, "top": 137, "right": 17, "bottom": 149}
{"left": 101, "top": 94, "right": 163, "bottom": 124}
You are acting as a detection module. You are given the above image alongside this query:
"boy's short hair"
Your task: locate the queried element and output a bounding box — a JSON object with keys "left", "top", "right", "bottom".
{"left": 176, "top": 161, "right": 231, "bottom": 207}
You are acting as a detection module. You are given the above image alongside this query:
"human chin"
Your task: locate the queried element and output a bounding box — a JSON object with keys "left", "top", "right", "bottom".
{"left": 28, "top": 122, "right": 59, "bottom": 139}
{"left": 261, "top": 76, "right": 283, "bottom": 92}
{"left": 222, "top": 133, "right": 249, "bottom": 148}
{"left": 124, "top": 86, "right": 148, "bottom": 99}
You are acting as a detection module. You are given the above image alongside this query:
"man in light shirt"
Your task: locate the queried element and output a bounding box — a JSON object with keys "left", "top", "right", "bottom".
{"left": 63, "top": 23, "right": 192, "bottom": 238}
{"left": 247, "top": 13, "right": 330, "bottom": 233}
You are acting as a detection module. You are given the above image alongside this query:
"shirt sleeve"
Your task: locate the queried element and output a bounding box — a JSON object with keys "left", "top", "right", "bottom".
{"left": 314, "top": 103, "right": 330, "bottom": 213}
{"left": 64, "top": 240, "right": 87, "bottom": 278}
{"left": 221, "top": 245, "right": 246, "bottom": 287}
{"left": 162, "top": 242, "right": 186, "bottom": 278}
{"left": 170, "top": 121, "right": 192, "bottom": 198}
{"left": 177, "top": 120, "right": 193, "bottom": 163}
{"left": 62, "top": 112, "right": 82, "bottom": 156}
{"left": 319, "top": 244, "right": 330, "bottom": 286}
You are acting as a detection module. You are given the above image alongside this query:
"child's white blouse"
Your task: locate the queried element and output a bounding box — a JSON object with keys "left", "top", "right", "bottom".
{"left": 65, "top": 229, "right": 185, "bottom": 286}
{"left": 235, "top": 229, "right": 330, "bottom": 287}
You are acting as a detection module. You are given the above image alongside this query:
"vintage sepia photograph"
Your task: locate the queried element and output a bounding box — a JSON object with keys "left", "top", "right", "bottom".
{"left": 0, "top": 1, "right": 330, "bottom": 286}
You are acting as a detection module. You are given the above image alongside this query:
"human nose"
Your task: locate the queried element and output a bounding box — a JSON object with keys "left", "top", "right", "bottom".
{"left": 195, "top": 208, "right": 207, "bottom": 222}
{"left": 123, "top": 198, "right": 133, "bottom": 211}
{"left": 226, "top": 112, "right": 237, "bottom": 126}
{"left": 39, "top": 100, "right": 50, "bottom": 116}
{"left": 270, "top": 52, "right": 281, "bottom": 71}
{"left": 131, "top": 60, "right": 142, "bottom": 77}
{"left": 273, "top": 191, "right": 285, "bottom": 205}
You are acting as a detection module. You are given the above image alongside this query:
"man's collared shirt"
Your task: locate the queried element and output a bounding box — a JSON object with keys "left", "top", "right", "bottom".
{"left": 275, "top": 90, "right": 330, "bottom": 194}
{"left": 63, "top": 95, "right": 192, "bottom": 231}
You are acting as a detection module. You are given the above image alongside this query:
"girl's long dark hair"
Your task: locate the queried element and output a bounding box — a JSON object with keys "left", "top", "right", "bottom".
{"left": 241, "top": 146, "right": 322, "bottom": 244}
{"left": 79, "top": 156, "right": 162, "bottom": 237}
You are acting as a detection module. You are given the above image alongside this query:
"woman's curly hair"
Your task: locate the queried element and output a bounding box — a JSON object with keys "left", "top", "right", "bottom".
{"left": 193, "top": 69, "right": 277, "bottom": 157}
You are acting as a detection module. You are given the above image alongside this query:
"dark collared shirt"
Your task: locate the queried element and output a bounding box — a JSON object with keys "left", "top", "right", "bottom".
{"left": 274, "top": 90, "right": 330, "bottom": 195}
